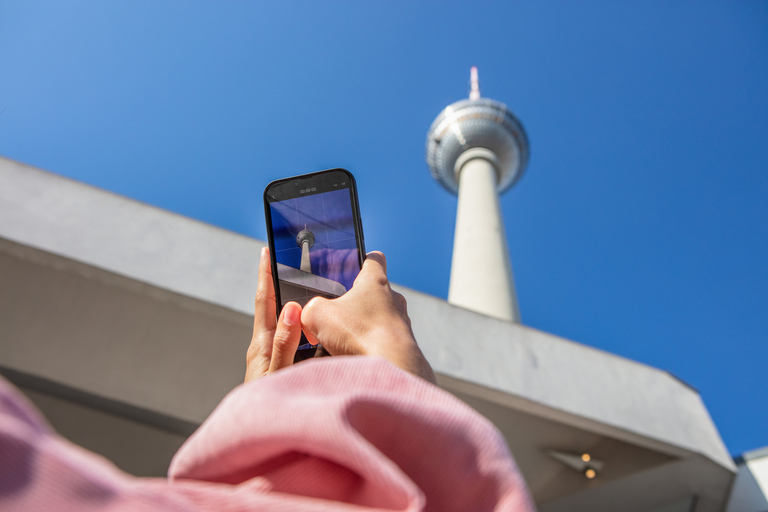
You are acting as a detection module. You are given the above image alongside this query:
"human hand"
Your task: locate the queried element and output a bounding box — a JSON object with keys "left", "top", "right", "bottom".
{"left": 244, "top": 247, "right": 303, "bottom": 383}
{"left": 301, "top": 252, "right": 436, "bottom": 384}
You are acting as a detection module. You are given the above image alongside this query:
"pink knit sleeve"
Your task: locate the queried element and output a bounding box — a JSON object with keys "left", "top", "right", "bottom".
{"left": 0, "top": 357, "right": 534, "bottom": 511}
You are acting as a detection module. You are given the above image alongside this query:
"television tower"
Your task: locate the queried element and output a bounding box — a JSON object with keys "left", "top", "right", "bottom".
{"left": 426, "top": 67, "right": 529, "bottom": 322}
{"left": 297, "top": 228, "right": 315, "bottom": 273}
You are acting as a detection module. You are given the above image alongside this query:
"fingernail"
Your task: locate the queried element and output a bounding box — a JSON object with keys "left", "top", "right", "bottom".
{"left": 283, "top": 303, "right": 300, "bottom": 326}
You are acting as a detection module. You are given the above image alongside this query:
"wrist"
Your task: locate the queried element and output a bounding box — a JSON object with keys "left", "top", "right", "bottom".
{"left": 362, "top": 327, "right": 436, "bottom": 384}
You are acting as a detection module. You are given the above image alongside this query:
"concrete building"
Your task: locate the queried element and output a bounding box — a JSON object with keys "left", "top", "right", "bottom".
{"left": 726, "top": 447, "right": 768, "bottom": 512}
{"left": 0, "top": 155, "right": 747, "bottom": 511}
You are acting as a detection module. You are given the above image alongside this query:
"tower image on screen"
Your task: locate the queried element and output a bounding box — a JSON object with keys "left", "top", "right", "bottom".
{"left": 269, "top": 188, "right": 360, "bottom": 307}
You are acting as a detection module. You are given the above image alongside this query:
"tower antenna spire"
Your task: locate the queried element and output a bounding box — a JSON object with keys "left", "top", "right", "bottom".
{"left": 469, "top": 66, "right": 481, "bottom": 100}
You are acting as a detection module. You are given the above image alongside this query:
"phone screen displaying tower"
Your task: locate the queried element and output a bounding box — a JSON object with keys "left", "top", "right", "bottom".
{"left": 264, "top": 169, "right": 365, "bottom": 358}
{"left": 269, "top": 186, "right": 361, "bottom": 304}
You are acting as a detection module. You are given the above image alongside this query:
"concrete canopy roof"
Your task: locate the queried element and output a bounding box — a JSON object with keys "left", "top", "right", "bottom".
{"left": 0, "top": 156, "right": 734, "bottom": 511}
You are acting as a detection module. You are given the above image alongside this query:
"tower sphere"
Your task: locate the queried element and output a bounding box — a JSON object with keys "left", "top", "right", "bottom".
{"left": 296, "top": 229, "right": 315, "bottom": 249}
{"left": 426, "top": 97, "right": 530, "bottom": 195}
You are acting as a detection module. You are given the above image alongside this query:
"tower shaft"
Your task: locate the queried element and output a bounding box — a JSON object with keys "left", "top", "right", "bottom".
{"left": 300, "top": 241, "right": 311, "bottom": 273}
{"left": 448, "top": 152, "right": 520, "bottom": 322}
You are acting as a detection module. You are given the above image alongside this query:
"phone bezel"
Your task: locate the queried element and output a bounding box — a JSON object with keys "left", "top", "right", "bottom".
{"left": 263, "top": 168, "right": 366, "bottom": 361}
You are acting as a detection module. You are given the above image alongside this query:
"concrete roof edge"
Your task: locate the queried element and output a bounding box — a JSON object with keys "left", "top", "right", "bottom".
{"left": 0, "top": 156, "right": 264, "bottom": 316}
{"left": 735, "top": 445, "right": 768, "bottom": 464}
{"left": 0, "top": 156, "right": 257, "bottom": 243}
{"left": 400, "top": 289, "right": 734, "bottom": 472}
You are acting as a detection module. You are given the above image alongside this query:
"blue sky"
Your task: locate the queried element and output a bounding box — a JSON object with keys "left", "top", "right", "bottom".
{"left": 1, "top": 1, "right": 766, "bottom": 456}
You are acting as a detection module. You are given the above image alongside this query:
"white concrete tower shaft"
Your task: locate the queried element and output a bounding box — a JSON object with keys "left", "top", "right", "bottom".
{"left": 449, "top": 148, "right": 519, "bottom": 322}
{"left": 426, "top": 67, "right": 529, "bottom": 323}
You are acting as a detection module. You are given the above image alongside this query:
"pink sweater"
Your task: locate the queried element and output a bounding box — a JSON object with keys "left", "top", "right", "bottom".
{"left": 0, "top": 356, "right": 534, "bottom": 511}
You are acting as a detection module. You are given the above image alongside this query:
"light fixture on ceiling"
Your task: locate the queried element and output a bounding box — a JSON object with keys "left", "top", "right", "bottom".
{"left": 546, "top": 450, "right": 604, "bottom": 479}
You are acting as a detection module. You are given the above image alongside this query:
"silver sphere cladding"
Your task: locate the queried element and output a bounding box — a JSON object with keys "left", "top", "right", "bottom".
{"left": 426, "top": 98, "right": 529, "bottom": 195}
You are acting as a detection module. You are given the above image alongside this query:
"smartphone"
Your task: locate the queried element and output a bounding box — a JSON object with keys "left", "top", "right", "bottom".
{"left": 263, "top": 168, "right": 366, "bottom": 361}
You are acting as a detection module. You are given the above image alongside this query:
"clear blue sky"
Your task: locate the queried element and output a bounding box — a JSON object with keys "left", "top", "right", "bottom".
{"left": 1, "top": 1, "right": 766, "bottom": 456}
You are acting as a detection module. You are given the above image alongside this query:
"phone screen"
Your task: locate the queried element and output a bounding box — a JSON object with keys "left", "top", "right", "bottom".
{"left": 264, "top": 169, "right": 365, "bottom": 354}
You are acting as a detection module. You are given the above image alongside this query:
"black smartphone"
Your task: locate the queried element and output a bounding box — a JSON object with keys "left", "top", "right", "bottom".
{"left": 263, "top": 168, "right": 366, "bottom": 361}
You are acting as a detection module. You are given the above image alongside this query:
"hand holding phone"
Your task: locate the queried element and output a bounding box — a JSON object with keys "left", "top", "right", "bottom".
{"left": 301, "top": 252, "right": 437, "bottom": 383}
{"left": 263, "top": 168, "right": 366, "bottom": 361}
{"left": 246, "top": 247, "right": 436, "bottom": 383}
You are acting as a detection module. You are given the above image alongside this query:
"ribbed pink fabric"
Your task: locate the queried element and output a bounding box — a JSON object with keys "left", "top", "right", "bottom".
{"left": 0, "top": 357, "right": 534, "bottom": 511}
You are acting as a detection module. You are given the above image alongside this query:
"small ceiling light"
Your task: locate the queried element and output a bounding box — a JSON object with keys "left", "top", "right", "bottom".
{"left": 546, "top": 450, "right": 604, "bottom": 480}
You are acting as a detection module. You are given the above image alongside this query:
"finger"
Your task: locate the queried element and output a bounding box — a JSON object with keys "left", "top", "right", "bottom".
{"left": 354, "top": 251, "right": 387, "bottom": 288}
{"left": 268, "top": 302, "right": 302, "bottom": 373}
{"left": 253, "top": 247, "right": 277, "bottom": 337}
{"left": 246, "top": 247, "right": 278, "bottom": 382}
{"left": 364, "top": 251, "right": 387, "bottom": 275}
